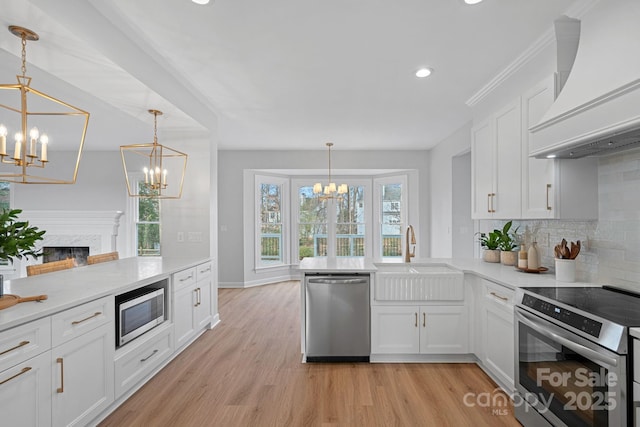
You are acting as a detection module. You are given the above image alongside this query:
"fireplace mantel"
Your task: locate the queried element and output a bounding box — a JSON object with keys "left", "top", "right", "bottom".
{"left": 15, "top": 210, "right": 124, "bottom": 277}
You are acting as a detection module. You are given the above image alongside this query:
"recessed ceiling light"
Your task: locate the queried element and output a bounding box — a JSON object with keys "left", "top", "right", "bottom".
{"left": 465, "top": 0, "right": 483, "bottom": 4}
{"left": 192, "top": 0, "right": 210, "bottom": 4}
{"left": 416, "top": 68, "right": 432, "bottom": 78}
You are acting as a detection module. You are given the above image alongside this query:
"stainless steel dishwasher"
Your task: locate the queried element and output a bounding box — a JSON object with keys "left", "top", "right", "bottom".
{"left": 305, "top": 273, "right": 370, "bottom": 362}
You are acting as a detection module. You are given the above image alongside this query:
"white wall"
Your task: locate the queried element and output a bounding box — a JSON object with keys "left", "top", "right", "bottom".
{"left": 13, "top": 151, "right": 127, "bottom": 211}
{"left": 218, "top": 149, "right": 430, "bottom": 286}
{"left": 159, "top": 136, "right": 212, "bottom": 260}
{"left": 429, "top": 123, "right": 472, "bottom": 258}
{"left": 11, "top": 144, "right": 212, "bottom": 262}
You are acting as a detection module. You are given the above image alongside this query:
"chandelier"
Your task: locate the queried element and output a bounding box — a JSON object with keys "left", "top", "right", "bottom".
{"left": 0, "top": 26, "right": 89, "bottom": 184}
{"left": 120, "top": 109, "right": 188, "bottom": 199}
{"left": 313, "top": 142, "right": 347, "bottom": 200}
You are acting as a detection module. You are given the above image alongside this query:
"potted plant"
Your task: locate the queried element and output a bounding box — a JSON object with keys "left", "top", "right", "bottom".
{"left": 477, "top": 229, "right": 501, "bottom": 263}
{"left": 0, "top": 209, "right": 46, "bottom": 297}
{"left": 497, "top": 220, "right": 519, "bottom": 266}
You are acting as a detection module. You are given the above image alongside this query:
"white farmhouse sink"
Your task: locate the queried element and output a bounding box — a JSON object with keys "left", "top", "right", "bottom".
{"left": 374, "top": 263, "right": 464, "bottom": 301}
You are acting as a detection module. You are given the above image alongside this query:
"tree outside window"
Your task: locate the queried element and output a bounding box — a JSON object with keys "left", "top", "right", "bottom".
{"left": 137, "top": 183, "right": 161, "bottom": 256}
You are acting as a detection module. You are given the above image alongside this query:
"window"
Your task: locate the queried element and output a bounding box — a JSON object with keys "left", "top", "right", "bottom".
{"left": 0, "top": 182, "right": 10, "bottom": 266}
{"left": 259, "top": 183, "right": 283, "bottom": 265}
{"left": 0, "top": 182, "right": 9, "bottom": 210}
{"left": 336, "top": 186, "right": 365, "bottom": 256}
{"left": 256, "top": 175, "right": 288, "bottom": 268}
{"left": 374, "top": 176, "right": 407, "bottom": 259}
{"left": 295, "top": 179, "right": 370, "bottom": 259}
{"left": 297, "top": 185, "right": 328, "bottom": 259}
{"left": 136, "top": 183, "right": 161, "bottom": 256}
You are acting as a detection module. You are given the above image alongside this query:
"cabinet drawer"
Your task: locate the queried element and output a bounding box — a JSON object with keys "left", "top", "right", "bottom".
{"left": 196, "top": 262, "right": 213, "bottom": 281}
{"left": 0, "top": 317, "right": 51, "bottom": 372}
{"left": 114, "top": 324, "right": 173, "bottom": 398}
{"left": 484, "top": 280, "right": 515, "bottom": 309}
{"left": 51, "top": 296, "right": 114, "bottom": 347}
{"left": 173, "top": 267, "right": 196, "bottom": 292}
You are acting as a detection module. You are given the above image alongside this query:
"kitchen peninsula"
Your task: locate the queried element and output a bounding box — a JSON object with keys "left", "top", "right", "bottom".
{"left": 298, "top": 257, "right": 599, "bottom": 393}
{"left": 0, "top": 256, "right": 216, "bottom": 427}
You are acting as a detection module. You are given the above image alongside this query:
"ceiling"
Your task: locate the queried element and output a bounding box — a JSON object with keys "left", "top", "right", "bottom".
{"left": 0, "top": 0, "right": 577, "bottom": 151}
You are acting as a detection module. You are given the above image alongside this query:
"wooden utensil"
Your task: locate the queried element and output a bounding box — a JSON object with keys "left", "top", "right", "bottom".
{"left": 0, "top": 294, "right": 47, "bottom": 310}
{"left": 569, "top": 240, "right": 581, "bottom": 259}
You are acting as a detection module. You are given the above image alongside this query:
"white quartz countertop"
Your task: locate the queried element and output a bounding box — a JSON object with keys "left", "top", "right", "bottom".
{"left": 0, "top": 256, "right": 210, "bottom": 332}
{"left": 297, "top": 257, "right": 599, "bottom": 290}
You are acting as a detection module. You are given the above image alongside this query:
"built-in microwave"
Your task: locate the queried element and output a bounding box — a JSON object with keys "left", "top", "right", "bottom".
{"left": 115, "top": 285, "right": 165, "bottom": 347}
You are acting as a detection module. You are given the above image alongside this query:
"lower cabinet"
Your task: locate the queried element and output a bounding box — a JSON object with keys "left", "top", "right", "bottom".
{"left": 114, "top": 323, "right": 173, "bottom": 399}
{"left": 1, "top": 351, "right": 52, "bottom": 427}
{"left": 371, "top": 305, "right": 468, "bottom": 355}
{"left": 51, "top": 321, "right": 114, "bottom": 427}
{"left": 173, "top": 262, "right": 213, "bottom": 350}
{"left": 480, "top": 279, "right": 515, "bottom": 392}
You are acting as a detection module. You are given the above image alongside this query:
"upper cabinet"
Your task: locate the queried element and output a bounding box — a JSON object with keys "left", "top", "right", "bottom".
{"left": 472, "top": 75, "right": 598, "bottom": 220}
{"left": 522, "top": 76, "right": 598, "bottom": 220}
{"left": 471, "top": 100, "right": 522, "bottom": 219}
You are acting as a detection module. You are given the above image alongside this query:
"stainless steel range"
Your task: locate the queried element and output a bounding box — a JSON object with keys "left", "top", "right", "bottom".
{"left": 515, "top": 286, "right": 640, "bottom": 427}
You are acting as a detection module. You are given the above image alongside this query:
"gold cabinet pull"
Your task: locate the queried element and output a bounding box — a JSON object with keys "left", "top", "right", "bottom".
{"left": 487, "top": 193, "right": 491, "bottom": 213}
{"left": 423, "top": 313, "right": 426, "bottom": 328}
{"left": 180, "top": 274, "right": 193, "bottom": 282}
{"left": 140, "top": 349, "right": 158, "bottom": 363}
{"left": 72, "top": 312, "right": 102, "bottom": 325}
{"left": 199, "top": 266, "right": 211, "bottom": 274}
{"left": 490, "top": 291, "right": 509, "bottom": 302}
{"left": 414, "top": 313, "right": 418, "bottom": 328}
{"left": 0, "top": 366, "right": 31, "bottom": 386}
{"left": 546, "top": 184, "right": 552, "bottom": 211}
{"left": 56, "top": 357, "right": 64, "bottom": 393}
{"left": 490, "top": 193, "right": 496, "bottom": 213}
{"left": 0, "top": 340, "right": 29, "bottom": 356}
{"left": 194, "top": 288, "right": 202, "bottom": 307}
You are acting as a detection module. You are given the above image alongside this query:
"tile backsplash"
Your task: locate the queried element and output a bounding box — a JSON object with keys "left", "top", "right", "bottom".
{"left": 481, "top": 148, "right": 640, "bottom": 289}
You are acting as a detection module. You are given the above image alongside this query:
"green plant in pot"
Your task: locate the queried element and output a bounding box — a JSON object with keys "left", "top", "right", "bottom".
{"left": 497, "top": 220, "right": 519, "bottom": 266}
{"left": 0, "top": 209, "right": 46, "bottom": 297}
{"left": 477, "top": 229, "right": 501, "bottom": 263}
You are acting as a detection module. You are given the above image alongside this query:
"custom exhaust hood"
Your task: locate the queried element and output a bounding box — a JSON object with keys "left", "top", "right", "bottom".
{"left": 530, "top": 0, "right": 640, "bottom": 159}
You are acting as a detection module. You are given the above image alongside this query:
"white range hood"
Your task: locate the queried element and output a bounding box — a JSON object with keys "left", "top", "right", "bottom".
{"left": 530, "top": 0, "right": 640, "bottom": 158}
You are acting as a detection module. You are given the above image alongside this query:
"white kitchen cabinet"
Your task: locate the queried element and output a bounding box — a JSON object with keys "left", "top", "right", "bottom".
{"left": 51, "top": 296, "right": 114, "bottom": 427}
{"left": 371, "top": 305, "right": 468, "bottom": 355}
{"left": 480, "top": 279, "right": 515, "bottom": 392}
{"left": 472, "top": 99, "right": 522, "bottom": 219}
{"left": 0, "top": 345, "right": 52, "bottom": 427}
{"left": 521, "top": 75, "right": 598, "bottom": 219}
{"left": 114, "top": 322, "right": 173, "bottom": 398}
{"left": 173, "top": 262, "right": 212, "bottom": 350}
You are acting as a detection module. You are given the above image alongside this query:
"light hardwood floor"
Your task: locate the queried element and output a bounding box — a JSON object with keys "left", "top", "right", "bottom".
{"left": 100, "top": 281, "right": 521, "bottom": 426}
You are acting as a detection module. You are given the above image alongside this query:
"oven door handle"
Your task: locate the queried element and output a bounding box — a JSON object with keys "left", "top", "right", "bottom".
{"left": 515, "top": 308, "right": 618, "bottom": 368}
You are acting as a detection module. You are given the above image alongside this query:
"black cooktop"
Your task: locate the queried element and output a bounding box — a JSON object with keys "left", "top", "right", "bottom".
{"left": 521, "top": 286, "right": 640, "bottom": 327}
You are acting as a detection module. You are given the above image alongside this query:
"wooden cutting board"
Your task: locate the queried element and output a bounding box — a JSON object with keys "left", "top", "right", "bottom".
{"left": 0, "top": 294, "right": 48, "bottom": 310}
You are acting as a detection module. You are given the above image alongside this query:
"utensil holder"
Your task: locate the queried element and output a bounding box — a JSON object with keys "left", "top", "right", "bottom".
{"left": 555, "top": 259, "right": 576, "bottom": 282}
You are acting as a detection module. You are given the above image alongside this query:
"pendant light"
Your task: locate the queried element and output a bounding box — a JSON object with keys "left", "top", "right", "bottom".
{"left": 0, "top": 26, "right": 89, "bottom": 184}
{"left": 120, "top": 109, "right": 188, "bottom": 199}
{"left": 313, "top": 142, "right": 347, "bottom": 200}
